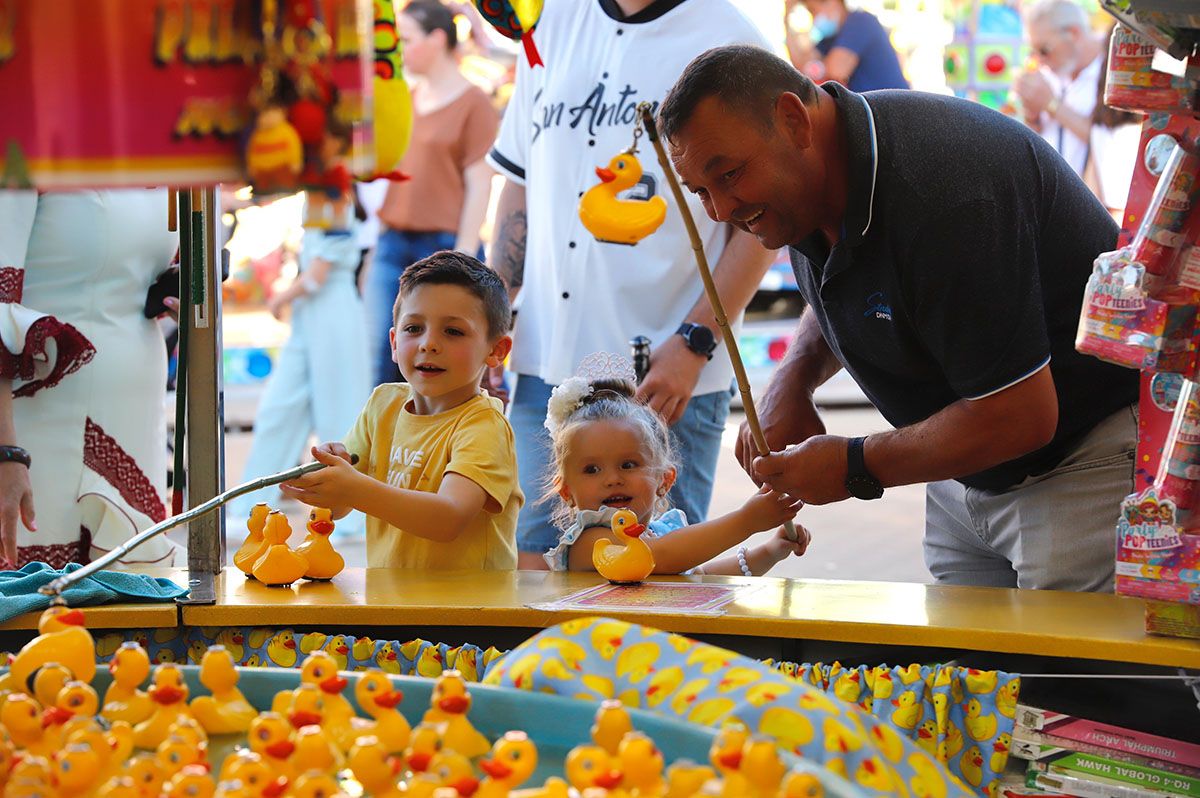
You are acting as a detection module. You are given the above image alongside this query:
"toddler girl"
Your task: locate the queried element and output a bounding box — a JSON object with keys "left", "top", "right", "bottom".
{"left": 541, "top": 367, "right": 808, "bottom": 576}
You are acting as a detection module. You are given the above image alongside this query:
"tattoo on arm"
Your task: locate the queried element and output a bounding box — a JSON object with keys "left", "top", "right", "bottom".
{"left": 493, "top": 209, "right": 527, "bottom": 292}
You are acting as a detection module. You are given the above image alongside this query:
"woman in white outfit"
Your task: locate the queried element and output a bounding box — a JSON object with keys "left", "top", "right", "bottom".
{"left": 228, "top": 194, "right": 369, "bottom": 534}
{"left": 0, "top": 190, "right": 181, "bottom": 569}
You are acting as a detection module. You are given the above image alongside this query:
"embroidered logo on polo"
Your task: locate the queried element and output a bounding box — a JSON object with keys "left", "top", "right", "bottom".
{"left": 865, "top": 291, "right": 892, "bottom": 321}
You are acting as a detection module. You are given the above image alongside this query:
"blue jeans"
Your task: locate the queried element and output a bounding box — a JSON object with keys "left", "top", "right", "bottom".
{"left": 511, "top": 374, "right": 731, "bottom": 555}
{"left": 364, "top": 229, "right": 457, "bottom": 386}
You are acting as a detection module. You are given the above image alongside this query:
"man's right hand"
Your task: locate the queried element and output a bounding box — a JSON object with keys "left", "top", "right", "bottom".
{"left": 735, "top": 373, "right": 826, "bottom": 483}
{"left": 0, "top": 461, "right": 35, "bottom": 564}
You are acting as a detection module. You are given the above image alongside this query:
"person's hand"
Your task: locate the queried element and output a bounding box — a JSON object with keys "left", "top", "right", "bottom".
{"left": 752, "top": 434, "right": 851, "bottom": 505}
{"left": 280, "top": 446, "right": 364, "bottom": 509}
{"left": 636, "top": 335, "right": 706, "bottom": 426}
{"left": 735, "top": 372, "right": 825, "bottom": 481}
{"left": 1013, "top": 70, "right": 1053, "bottom": 116}
{"left": 482, "top": 363, "right": 510, "bottom": 409}
{"left": 737, "top": 485, "right": 803, "bottom": 533}
{"left": 761, "top": 522, "right": 811, "bottom": 563}
{"left": 0, "top": 461, "right": 36, "bottom": 565}
{"left": 266, "top": 293, "right": 289, "bottom": 321}
{"left": 162, "top": 296, "right": 180, "bottom": 323}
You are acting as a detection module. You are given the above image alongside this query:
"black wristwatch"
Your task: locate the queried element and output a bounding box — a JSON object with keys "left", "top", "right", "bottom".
{"left": 844, "top": 436, "right": 882, "bottom": 500}
{"left": 0, "top": 445, "right": 31, "bottom": 468}
{"left": 676, "top": 322, "right": 717, "bottom": 360}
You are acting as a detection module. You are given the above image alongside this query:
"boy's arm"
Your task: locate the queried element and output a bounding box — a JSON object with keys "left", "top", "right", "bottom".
{"left": 280, "top": 448, "right": 488, "bottom": 543}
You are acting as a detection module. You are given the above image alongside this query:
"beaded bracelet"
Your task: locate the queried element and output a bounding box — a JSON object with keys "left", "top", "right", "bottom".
{"left": 0, "top": 445, "right": 31, "bottom": 468}
{"left": 736, "top": 546, "right": 752, "bottom": 577}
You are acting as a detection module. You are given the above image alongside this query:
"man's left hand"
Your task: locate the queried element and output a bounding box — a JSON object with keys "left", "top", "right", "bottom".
{"left": 636, "top": 334, "right": 706, "bottom": 426}
{"left": 752, "top": 434, "right": 852, "bottom": 505}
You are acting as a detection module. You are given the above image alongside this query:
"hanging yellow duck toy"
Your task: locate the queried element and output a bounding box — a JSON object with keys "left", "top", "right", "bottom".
{"left": 296, "top": 507, "right": 345, "bottom": 581}
{"left": 593, "top": 509, "right": 655, "bottom": 584}
{"left": 233, "top": 503, "right": 271, "bottom": 578}
{"left": 252, "top": 510, "right": 309, "bottom": 587}
{"left": 579, "top": 126, "right": 667, "bottom": 246}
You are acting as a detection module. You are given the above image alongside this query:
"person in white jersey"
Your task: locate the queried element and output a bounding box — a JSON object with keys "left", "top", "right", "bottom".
{"left": 485, "top": 0, "right": 779, "bottom": 568}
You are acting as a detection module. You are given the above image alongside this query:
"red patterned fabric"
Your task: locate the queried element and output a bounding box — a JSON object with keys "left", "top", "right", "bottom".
{"left": 0, "top": 316, "right": 96, "bottom": 397}
{"left": 83, "top": 418, "right": 167, "bottom": 523}
{"left": 0, "top": 266, "right": 21, "bottom": 303}
{"left": 1, "top": 534, "right": 89, "bottom": 571}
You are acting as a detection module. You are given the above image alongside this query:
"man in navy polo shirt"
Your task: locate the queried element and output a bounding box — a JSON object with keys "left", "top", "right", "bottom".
{"left": 660, "top": 45, "right": 1139, "bottom": 592}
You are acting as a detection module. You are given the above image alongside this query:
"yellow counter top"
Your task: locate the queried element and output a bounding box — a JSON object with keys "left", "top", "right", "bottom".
{"left": 165, "top": 568, "right": 1200, "bottom": 669}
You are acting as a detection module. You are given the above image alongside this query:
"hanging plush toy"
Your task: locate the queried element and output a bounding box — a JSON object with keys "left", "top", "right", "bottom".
{"left": 360, "top": 0, "right": 413, "bottom": 181}
{"left": 473, "top": 0, "right": 544, "bottom": 68}
{"left": 578, "top": 124, "right": 667, "bottom": 246}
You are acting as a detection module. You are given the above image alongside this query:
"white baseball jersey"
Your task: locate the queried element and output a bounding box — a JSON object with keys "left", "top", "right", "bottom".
{"left": 487, "top": 0, "right": 770, "bottom": 394}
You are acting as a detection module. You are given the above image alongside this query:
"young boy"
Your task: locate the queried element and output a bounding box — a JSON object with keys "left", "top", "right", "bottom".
{"left": 281, "top": 251, "right": 521, "bottom": 569}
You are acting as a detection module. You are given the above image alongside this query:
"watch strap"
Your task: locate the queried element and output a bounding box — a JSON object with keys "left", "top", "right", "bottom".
{"left": 0, "top": 445, "right": 31, "bottom": 468}
{"left": 847, "top": 436, "right": 867, "bottom": 479}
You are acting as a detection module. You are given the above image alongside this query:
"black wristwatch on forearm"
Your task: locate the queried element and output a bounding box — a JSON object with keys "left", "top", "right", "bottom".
{"left": 676, "top": 322, "right": 717, "bottom": 360}
{"left": 844, "top": 436, "right": 882, "bottom": 500}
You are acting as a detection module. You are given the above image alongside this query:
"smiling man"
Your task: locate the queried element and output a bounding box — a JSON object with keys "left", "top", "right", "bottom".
{"left": 659, "top": 45, "right": 1140, "bottom": 591}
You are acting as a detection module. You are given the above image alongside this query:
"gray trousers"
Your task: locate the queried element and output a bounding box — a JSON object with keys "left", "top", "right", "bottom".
{"left": 924, "top": 404, "right": 1137, "bottom": 592}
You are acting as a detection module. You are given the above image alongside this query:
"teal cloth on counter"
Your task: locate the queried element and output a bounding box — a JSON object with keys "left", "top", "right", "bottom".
{"left": 0, "top": 561, "right": 187, "bottom": 623}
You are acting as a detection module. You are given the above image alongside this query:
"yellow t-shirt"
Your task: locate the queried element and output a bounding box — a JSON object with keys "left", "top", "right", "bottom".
{"left": 343, "top": 384, "right": 521, "bottom": 570}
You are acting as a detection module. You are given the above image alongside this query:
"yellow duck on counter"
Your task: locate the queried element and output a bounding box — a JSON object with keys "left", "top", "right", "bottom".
{"left": 579, "top": 152, "right": 668, "bottom": 245}
{"left": 296, "top": 507, "right": 345, "bottom": 581}
{"left": 233, "top": 503, "right": 271, "bottom": 578}
{"left": 102, "top": 642, "right": 154, "bottom": 725}
{"left": 252, "top": 511, "right": 308, "bottom": 587}
{"left": 593, "top": 509, "right": 655, "bottom": 584}
{"left": 191, "top": 645, "right": 257, "bottom": 734}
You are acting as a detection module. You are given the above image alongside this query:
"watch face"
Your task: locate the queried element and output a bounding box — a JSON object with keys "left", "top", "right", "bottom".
{"left": 846, "top": 475, "right": 883, "bottom": 500}
{"left": 689, "top": 324, "right": 715, "bottom": 352}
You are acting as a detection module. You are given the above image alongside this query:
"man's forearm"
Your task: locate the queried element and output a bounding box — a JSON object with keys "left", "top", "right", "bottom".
{"left": 489, "top": 179, "right": 527, "bottom": 303}
{"left": 683, "top": 227, "right": 775, "bottom": 329}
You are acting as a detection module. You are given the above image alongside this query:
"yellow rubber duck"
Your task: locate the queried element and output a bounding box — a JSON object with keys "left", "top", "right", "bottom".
{"left": 709, "top": 723, "right": 749, "bottom": 779}
{"left": 233, "top": 503, "right": 271, "bottom": 578}
{"left": 274, "top": 651, "right": 355, "bottom": 747}
{"left": 665, "top": 760, "right": 714, "bottom": 798}
{"left": 292, "top": 724, "right": 345, "bottom": 775}
{"left": 889, "top": 691, "right": 922, "bottom": 730}
{"left": 348, "top": 735, "right": 405, "bottom": 798}
{"left": 62, "top": 716, "right": 133, "bottom": 786}
{"left": 8, "top": 753, "right": 52, "bottom": 794}
{"left": 162, "top": 764, "right": 217, "bottom": 798}
{"left": 739, "top": 737, "right": 786, "bottom": 798}
{"left": 963, "top": 669, "right": 997, "bottom": 696}
{"left": 52, "top": 741, "right": 103, "bottom": 798}
{"left": 579, "top": 152, "right": 668, "bottom": 245}
{"left": 852, "top": 756, "right": 893, "bottom": 794}
{"left": 223, "top": 746, "right": 288, "bottom": 798}
{"left": 32, "top": 660, "right": 72, "bottom": 709}
{"left": 964, "top": 698, "right": 997, "bottom": 742}
{"left": 591, "top": 699, "right": 633, "bottom": 756}
{"left": 958, "top": 746, "right": 984, "bottom": 789}
{"left": 296, "top": 508, "right": 345, "bottom": 581}
{"left": 945, "top": 720, "right": 964, "bottom": 758}
{"left": 995, "top": 678, "right": 1020, "bottom": 719}
{"left": 133, "top": 664, "right": 194, "bottom": 750}
{"left": 990, "top": 733, "right": 1011, "bottom": 773}
{"left": 191, "top": 645, "right": 256, "bottom": 734}
{"left": 103, "top": 642, "right": 154, "bottom": 725}
{"left": 291, "top": 770, "right": 350, "bottom": 798}
{"left": 156, "top": 732, "right": 208, "bottom": 780}
{"left": 247, "top": 712, "right": 296, "bottom": 773}
{"left": 423, "top": 671, "right": 490, "bottom": 759}
{"left": 618, "top": 731, "right": 664, "bottom": 797}
{"left": 565, "top": 744, "right": 624, "bottom": 793}
{"left": 43, "top": 680, "right": 100, "bottom": 747}
{"left": 430, "top": 750, "right": 481, "bottom": 797}
{"left": 478, "top": 732, "right": 538, "bottom": 798}
{"left": 97, "top": 775, "right": 142, "bottom": 798}
{"left": 252, "top": 511, "right": 309, "bottom": 587}
{"left": 0, "top": 728, "right": 14, "bottom": 789}
{"left": 10, "top": 605, "right": 96, "bottom": 688}
{"left": 121, "top": 752, "right": 166, "bottom": 798}
{"left": 1, "top": 692, "right": 51, "bottom": 756}
{"left": 593, "top": 509, "right": 655, "bottom": 584}
{"left": 404, "top": 722, "right": 446, "bottom": 775}
{"left": 781, "top": 770, "right": 825, "bottom": 798}
{"left": 832, "top": 670, "right": 862, "bottom": 706}
{"left": 354, "top": 671, "right": 411, "bottom": 754}
{"left": 266, "top": 630, "right": 299, "bottom": 668}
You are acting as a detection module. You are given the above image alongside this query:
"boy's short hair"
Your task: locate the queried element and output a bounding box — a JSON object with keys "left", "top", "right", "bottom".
{"left": 393, "top": 251, "right": 512, "bottom": 339}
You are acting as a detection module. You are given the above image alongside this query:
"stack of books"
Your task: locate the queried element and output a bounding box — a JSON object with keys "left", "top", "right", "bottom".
{"left": 997, "top": 704, "right": 1200, "bottom": 797}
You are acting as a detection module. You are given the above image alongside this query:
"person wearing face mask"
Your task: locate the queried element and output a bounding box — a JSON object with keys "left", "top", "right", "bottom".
{"left": 783, "top": 0, "right": 908, "bottom": 92}
{"left": 1013, "top": 0, "right": 1104, "bottom": 178}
